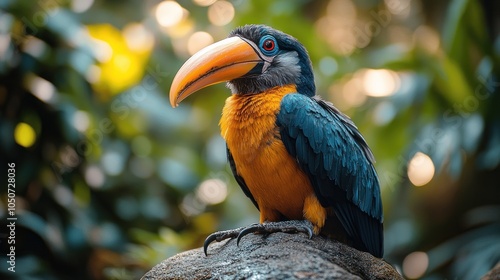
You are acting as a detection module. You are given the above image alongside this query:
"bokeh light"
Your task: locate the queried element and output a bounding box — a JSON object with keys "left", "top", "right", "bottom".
{"left": 187, "top": 31, "right": 214, "bottom": 55}
{"left": 122, "top": 23, "right": 155, "bottom": 53}
{"left": 384, "top": 0, "right": 412, "bottom": 16}
{"left": 54, "top": 185, "right": 73, "bottom": 207}
{"left": 342, "top": 77, "right": 366, "bottom": 108}
{"left": 26, "top": 74, "right": 56, "bottom": 103}
{"left": 194, "top": 0, "right": 217, "bottom": 6}
{"left": 72, "top": 110, "right": 90, "bottom": 132}
{"left": 208, "top": 1, "right": 234, "bottom": 26}
{"left": 315, "top": 0, "right": 358, "bottom": 56}
{"left": 90, "top": 38, "right": 113, "bottom": 63}
{"left": 181, "top": 193, "right": 206, "bottom": 216}
{"left": 156, "top": 1, "right": 185, "bottom": 28}
{"left": 407, "top": 152, "right": 435, "bottom": 187}
{"left": 414, "top": 25, "right": 440, "bottom": 53}
{"left": 22, "top": 35, "right": 47, "bottom": 58}
{"left": 85, "top": 165, "right": 105, "bottom": 188}
{"left": 319, "top": 56, "right": 338, "bottom": 76}
{"left": 196, "top": 179, "right": 228, "bottom": 205}
{"left": 101, "top": 151, "right": 125, "bottom": 176}
{"left": 60, "top": 146, "right": 80, "bottom": 168}
{"left": 14, "top": 122, "right": 36, "bottom": 148}
{"left": 403, "top": 251, "right": 429, "bottom": 279}
{"left": 85, "top": 65, "right": 101, "bottom": 83}
{"left": 362, "top": 69, "right": 400, "bottom": 97}
{"left": 71, "top": 0, "right": 94, "bottom": 13}
{"left": 161, "top": 19, "right": 195, "bottom": 39}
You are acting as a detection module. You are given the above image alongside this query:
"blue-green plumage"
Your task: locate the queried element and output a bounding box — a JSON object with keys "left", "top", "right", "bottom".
{"left": 277, "top": 93, "right": 383, "bottom": 257}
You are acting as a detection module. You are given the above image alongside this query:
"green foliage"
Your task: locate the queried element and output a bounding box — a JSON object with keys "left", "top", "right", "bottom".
{"left": 0, "top": 0, "right": 499, "bottom": 279}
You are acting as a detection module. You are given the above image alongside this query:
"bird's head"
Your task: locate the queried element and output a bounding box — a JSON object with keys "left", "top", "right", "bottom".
{"left": 169, "top": 24, "right": 315, "bottom": 107}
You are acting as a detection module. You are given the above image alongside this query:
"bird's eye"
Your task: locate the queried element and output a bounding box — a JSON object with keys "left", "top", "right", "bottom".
{"left": 259, "top": 35, "right": 279, "bottom": 56}
{"left": 262, "top": 39, "right": 275, "bottom": 51}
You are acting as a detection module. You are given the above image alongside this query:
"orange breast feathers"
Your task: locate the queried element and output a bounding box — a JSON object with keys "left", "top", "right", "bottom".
{"left": 219, "top": 85, "right": 326, "bottom": 233}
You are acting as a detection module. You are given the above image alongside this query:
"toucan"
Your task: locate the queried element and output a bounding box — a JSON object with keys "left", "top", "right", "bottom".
{"left": 169, "top": 24, "right": 383, "bottom": 258}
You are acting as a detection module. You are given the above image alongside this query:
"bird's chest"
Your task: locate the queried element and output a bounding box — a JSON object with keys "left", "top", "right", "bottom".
{"left": 220, "top": 87, "right": 313, "bottom": 218}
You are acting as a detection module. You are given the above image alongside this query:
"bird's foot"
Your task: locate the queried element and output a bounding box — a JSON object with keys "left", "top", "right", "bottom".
{"left": 235, "top": 220, "right": 314, "bottom": 245}
{"left": 203, "top": 220, "right": 314, "bottom": 256}
{"left": 203, "top": 224, "right": 258, "bottom": 256}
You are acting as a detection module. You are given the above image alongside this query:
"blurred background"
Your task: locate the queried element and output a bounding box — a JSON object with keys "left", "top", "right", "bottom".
{"left": 0, "top": 0, "right": 499, "bottom": 279}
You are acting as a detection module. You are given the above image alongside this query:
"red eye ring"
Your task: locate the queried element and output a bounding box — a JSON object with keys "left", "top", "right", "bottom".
{"left": 262, "top": 39, "right": 275, "bottom": 51}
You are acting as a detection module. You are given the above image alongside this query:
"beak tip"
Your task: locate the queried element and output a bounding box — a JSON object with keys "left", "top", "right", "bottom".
{"left": 169, "top": 100, "right": 178, "bottom": 108}
{"left": 169, "top": 88, "right": 179, "bottom": 108}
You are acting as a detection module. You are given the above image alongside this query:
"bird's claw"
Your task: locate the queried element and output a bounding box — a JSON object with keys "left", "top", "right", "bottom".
{"left": 203, "top": 223, "right": 259, "bottom": 256}
{"left": 236, "top": 224, "right": 264, "bottom": 246}
{"left": 203, "top": 220, "right": 314, "bottom": 256}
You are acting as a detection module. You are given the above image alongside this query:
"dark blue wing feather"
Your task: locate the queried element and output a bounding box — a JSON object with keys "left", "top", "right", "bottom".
{"left": 277, "top": 93, "right": 383, "bottom": 257}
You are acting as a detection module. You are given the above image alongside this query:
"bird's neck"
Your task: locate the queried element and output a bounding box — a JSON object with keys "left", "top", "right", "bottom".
{"left": 220, "top": 84, "right": 297, "bottom": 154}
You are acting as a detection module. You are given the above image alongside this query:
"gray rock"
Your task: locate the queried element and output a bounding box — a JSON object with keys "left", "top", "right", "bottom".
{"left": 142, "top": 232, "right": 402, "bottom": 280}
{"left": 482, "top": 262, "right": 500, "bottom": 280}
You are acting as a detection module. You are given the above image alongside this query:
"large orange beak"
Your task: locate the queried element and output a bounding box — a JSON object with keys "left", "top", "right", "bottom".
{"left": 169, "top": 36, "right": 262, "bottom": 108}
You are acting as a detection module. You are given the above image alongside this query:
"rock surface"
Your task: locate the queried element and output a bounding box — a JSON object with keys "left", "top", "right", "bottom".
{"left": 482, "top": 262, "right": 500, "bottom": 280}
{"left": 142, "top": 232, "right": 402, "bottom": 279}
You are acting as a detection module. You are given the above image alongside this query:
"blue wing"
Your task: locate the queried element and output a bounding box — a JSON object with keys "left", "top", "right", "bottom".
{"left": 276, "top": 93, "right": 383, "bottom": 257}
